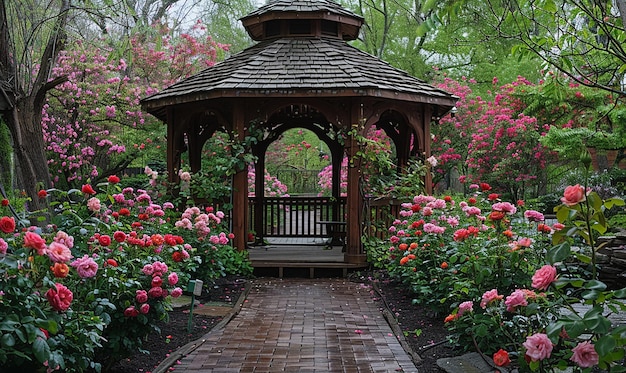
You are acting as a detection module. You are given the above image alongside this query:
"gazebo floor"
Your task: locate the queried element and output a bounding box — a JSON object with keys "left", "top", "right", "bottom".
{"left": 247, "top": 237, "right": 367, "bottom": 278}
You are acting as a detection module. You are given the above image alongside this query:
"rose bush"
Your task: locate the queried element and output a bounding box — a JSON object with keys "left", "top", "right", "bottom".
{"left": 385, "top": 184, "right": 554, "bottom": 312}
{"left": 0, "top": 176, "right": 252, "bottom": 372}
{"left": 443, "top": 185, "right": 625, "bottom": 372}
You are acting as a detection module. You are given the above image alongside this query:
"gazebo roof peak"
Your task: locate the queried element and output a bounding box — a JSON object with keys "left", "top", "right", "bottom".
{"left": 240, "top": 0, "right": 364, "bottom": 41}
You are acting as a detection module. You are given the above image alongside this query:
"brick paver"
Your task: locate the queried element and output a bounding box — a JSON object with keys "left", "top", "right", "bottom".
{"left": 173, "top": 278, "right": 418, "bottom": 372}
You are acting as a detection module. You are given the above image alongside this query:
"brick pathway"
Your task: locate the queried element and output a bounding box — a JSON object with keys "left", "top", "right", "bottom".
{"left": 173, "top": 278, "right": 418, "bottom": 373}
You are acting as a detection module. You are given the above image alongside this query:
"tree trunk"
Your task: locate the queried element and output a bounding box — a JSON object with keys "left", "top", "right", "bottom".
{"left": 0, "top": 0, "right": 69, "bottom": 211}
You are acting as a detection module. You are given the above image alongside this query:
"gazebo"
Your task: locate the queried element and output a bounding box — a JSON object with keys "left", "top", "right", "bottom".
{"left": 141, "top": 0, "right": 458, "bottom": 268}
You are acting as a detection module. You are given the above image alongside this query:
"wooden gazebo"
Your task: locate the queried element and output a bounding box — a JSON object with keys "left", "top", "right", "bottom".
{"left": 141, "top": 0, "right": 458, "bottom": 267}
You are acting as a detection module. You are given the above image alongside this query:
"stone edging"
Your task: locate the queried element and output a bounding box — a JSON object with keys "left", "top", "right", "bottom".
{"left": 152, "top": 280, "right": 252, "bottom": 373}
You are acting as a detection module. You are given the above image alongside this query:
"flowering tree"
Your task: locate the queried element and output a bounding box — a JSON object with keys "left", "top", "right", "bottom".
{"left": 433, "top": 76, "right": 555, "bottom": 200}
{"left": 43, "top": 23, "right": 228, "bottom": 190}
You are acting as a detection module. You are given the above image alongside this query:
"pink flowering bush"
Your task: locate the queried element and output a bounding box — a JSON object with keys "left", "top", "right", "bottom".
{"left": 443, "top": 184, "right": 625, "bottom": 372}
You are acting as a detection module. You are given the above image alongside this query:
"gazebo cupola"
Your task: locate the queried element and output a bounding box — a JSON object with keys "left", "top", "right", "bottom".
{"left": 240, "top": 0, "right": 363, "bottom": 41}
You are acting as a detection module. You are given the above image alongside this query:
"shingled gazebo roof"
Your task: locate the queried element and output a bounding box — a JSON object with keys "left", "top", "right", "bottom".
{"left": 142, "top": 37, "right": 457, "bottom": 120}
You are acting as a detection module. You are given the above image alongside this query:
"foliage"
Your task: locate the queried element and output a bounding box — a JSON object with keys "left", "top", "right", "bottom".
{"left": 0, "top": 176, "right": 252, "bottom": 372}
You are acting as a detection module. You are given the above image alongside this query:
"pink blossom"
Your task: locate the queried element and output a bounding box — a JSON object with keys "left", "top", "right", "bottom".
{"left": 524, "top": 210, "right": 544, "bottom": 222}
{"left": 46, "top": 242, "right": 73, "bottom": 263}
{"left": 504, "top": 289, "right": 528, "bottom": 312}
{"left": 491, "top": 202, "right": 517, "bottom": 215}
{"left": 457, "top": 301, "right": 473, "bottom": 317}
{"left": 136, "top": 290, "right": 148, "bottom": 303}
{"left": 0, "top": 238, "right": 7, "bottom": 255}
{"left": 570, "top": 341, "right": 599, "bottom": 368}
{"left": 148, "top": 287, "right": 164, "bottom": 298}
{"left": 523, "top": 333, "right": 553, "bottom": 361}
{"left": 139, "top": 303, "right": 150, "bottom": 314}
{"left": 531, "top": 265, "right": 557, "bottom": 291}
{"left": 142, "top": 264, "right": 154, "bottom": 276}
{"left": 71, "top": 255, "right": 99, "bottom": 278}
{"left": 87, "top": 197, "right": 101, "bottom": 212}
{"left": 24, "top": 231, "right": 47, "bottom": 255}
{"left": 168, "top": 272, "right": 179, "bottom": 285}
{"left": 480, "top": 289, "right": 503, "bottom": 308}
{"left": 53, "top": 231, "right": 74, "bottom": 248}
{"left": 171, "top": 287, "right": 183, "bottom": 298}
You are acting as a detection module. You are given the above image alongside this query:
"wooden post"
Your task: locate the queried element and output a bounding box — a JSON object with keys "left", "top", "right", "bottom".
{"left": 231, "top": 105, "right": 248, "bottom": 252}
{"left": 344, "top": 103, "right": 366, "bottom": 265}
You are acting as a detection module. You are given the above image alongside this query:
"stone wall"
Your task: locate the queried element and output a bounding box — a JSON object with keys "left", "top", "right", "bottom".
{"left": 596, "top": 229, "right": 626, "bottom": 289}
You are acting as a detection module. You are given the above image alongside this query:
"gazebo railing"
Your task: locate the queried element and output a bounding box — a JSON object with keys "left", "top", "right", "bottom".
{"left": 248, "top": 196, "right": 346, "bottom": 238}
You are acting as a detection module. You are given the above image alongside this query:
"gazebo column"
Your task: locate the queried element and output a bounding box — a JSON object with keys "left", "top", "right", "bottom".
{"left": 231, "top": 106, "right": 248, "bottom": 252}
{"left": 166, "top": 108, "right": 181, "bottom": 184}
{"left": 344, "top": 117, "right": 366, "bottom": 265}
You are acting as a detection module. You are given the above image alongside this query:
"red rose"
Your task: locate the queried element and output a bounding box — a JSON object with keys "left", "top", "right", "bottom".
{"left": 38, "top": 190, "right": 48, "bottom": 199}
{"left": 81, "top": 184, "right": 96, "bottom": 195}
{"left": 0, "top": 216, "right": 15, "bottom": 233}
{"left": 107, "top": 175, "right": 120, "bottom": 184}
{"left": 488, "top": 193, "right": 500, "bottom": 201}
{"left": 172, "top": 251, "right": 183, "bottom": 262}
{"left": 98, "top": 235, "right": 111, "bottom": 246}
{"left": 480, "top": 182, "right": 491, "bottom": 191}
{"left": 1, "top": 199, "right": 9, "bottom": 206}
{"left": 105, "top": 259, "right": 118, "bottom": 267}
{"left": 113, "top": 231, "right": 126, "bottom": 242}
{"left": 119, "top": 208, "right": 131, "bottom": 216}
{"left": 493, "top": 349, "right": 510, "bottom": 367}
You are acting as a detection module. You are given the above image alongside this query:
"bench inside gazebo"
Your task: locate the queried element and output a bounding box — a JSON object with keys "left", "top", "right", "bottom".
{"left": 140, "top": 0, "right": 458, "bottom": 275}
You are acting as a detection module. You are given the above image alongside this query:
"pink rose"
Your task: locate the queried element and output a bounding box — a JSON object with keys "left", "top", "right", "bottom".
{"left": 148, "top": 286, "right": 163, "bottom": 298}
{"left": 561, "top": 184, "right": 586, "bottom": 206}
{"left": 523, "top": 333, "right": 553, "bottom": 361}
{"left": 168, "top": 272, "right": 179, "bottom": 286}
{"left": 124, "top": 306, "right": 139, "bottom": 317}
{"left": 457, "top": 301, "right": 473, "bottom": 317}
{"left": 46, "top": 283, "right": 73, "bottom": 312}
{"left": 170, "top": 287, "right": 183, "bottom": 298}
{"left": 135, "top": 290, "right": 148, "bottom": 303}
{"left": 151, "top": 276, "right": 163, "bottom": 288}
{"left": 531, "top": 265, "right": 557, "bottom": 291}
{"left": 505, "top": 289, "right": 528, "bottom": 312}
{"left": 139, "top": 303, "right": 150, "bottom": 314}
{"left": 46, "top": 242, "right": 72, "bottom": 263}
{"left": 480, "top": 289, "right": 503, "bottom": 308}
{"left": 0, "top": 238, "right": 8, "bottom": 255}
{"left": 570, "top": 341, "right": 599, "bottom": 368}
{"left": 70, "top": 255, "right": 99, "bottom": 278}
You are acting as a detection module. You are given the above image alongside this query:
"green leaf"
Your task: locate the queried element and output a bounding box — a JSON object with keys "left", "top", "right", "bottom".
{"left": 0, "top": 333, "right": 15, "bottom": 347}
{"left": 612, "top": 287, "right": 626, "bottom": 298}
{"left": 564, "top": 320, "right": 586, "bottom": 338}
{"left": 33, "top": 336, "right": 50, "bottom": 363}
{"left": 604, "top": 197, "right": 625, "bottom": 209}
{"left": 585, "top": 280, "right": 607, "bottom": 291}
{"left": 596, "top": 335, "right": 616, "bottom": 356}
{"left": 547, "top": 242, "right": 571, "bottom": 264}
